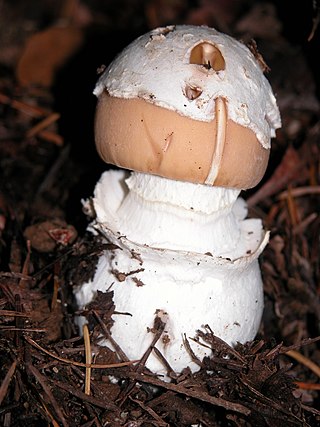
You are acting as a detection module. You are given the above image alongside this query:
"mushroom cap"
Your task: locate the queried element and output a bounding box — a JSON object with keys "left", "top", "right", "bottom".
{"left": 94, "top": 25, "right": 281, "bottom": 189}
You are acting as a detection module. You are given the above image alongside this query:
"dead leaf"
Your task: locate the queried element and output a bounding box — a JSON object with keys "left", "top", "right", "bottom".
{"left": 247, "top": 145, "right": 308, "bottom": 206}
{"left": 16, "top": 25, "right": 84, "bottom": 87}
{"left": 24, "top": 219, "right": 77, "bottom": 252}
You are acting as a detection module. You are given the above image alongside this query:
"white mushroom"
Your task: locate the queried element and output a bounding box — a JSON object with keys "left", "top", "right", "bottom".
{"left": 75, "top": 25, "right": 281, "bottom": 377}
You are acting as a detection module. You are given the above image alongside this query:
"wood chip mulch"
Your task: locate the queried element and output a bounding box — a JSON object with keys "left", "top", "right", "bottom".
{"left": 1, "top": 1, "right": 320, "bottom": 426}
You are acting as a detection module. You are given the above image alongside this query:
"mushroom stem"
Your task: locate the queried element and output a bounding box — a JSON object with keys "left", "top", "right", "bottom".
{"left": 76, "top": 169, "right": 269, "bottom": 376}
{"left": 93, "top": 171, "right": 255, "bottom": 257}
{"left": 205, "top": 97, "right": 227, "bottom": 185}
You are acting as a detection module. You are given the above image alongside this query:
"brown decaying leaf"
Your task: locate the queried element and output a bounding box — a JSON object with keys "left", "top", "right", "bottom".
{"left": 247, "top": 145, "right": 309, "bottom": 206}
{"left": 1, "top": 1, "right": 320, "bottom": 425}
{"left": 16, "top": 25, "right": 84, "bottom": 87}
{"left": 24, "top": 219, "right": 77, "bottom": 253}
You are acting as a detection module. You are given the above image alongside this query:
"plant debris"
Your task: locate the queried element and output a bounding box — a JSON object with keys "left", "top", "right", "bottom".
{"left": 0, "top": 1, "right": 320, "bottom": 426}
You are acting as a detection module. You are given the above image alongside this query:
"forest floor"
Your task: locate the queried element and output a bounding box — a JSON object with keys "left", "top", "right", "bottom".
{"left": 0, "top": 0, "right": 320, "bottom": 426}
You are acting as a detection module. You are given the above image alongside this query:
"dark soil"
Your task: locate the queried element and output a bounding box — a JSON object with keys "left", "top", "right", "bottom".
{"left": 1, "top": 1, "right": 320, "bottom": 426}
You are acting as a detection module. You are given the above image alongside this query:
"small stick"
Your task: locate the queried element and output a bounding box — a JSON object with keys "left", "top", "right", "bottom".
{"left": 0, "top": 271, "right": 32, "bottom": 280}
{"left": 27, "top": 112, "right": 60, "bottom": 138}
{"left": 42, "top": 401, "right": 62, "bottom": 427}
{"left": 129, "top": 395, "right": 168, "bottom": 426}
{"left": 183, "top": 333, "right": 202, "bottom": 367}
{"left": 152, "top": 346, "right": 174, "bottom": 374}
{"left": 0, "top": 326, "right": 47, "bottom": 332}
{"left": 278, "top": 186, "right": 320, "bottom": 200}
{"left": 286, "top": 349, "right": 320, "bottom": 379}
{"left": 0, "top": 360, "right": 17, "bottom": 406}
{"left": 51, "top": 262, "right": 60, "bottom": 311}
{"left": 294, "top": 381, "right": 320, "bottom": 390}
{"left": 20, "top": 239, "right": 31, "bottom": 283}
{"left": 14, "top": 294, "right": 23, "bottom": 347}
{"left": 293, "top": 212, "right": 317, "bottom": 235}
{"left": 38, "top": 130, "right": 64, "bottom": 146}
{"left": 27, "top": 362, "right": 69, "bottom": 427}
{"left": 93, "top": 309, "right": 129, "bottom": 362}
{"left": 301, "top": 403, "right": 320, "bottom": 416}
{"left": 116, "top": 316, "right": 166, "bottom": 406}
{"left": 0, "top": 310, "right": 32, "bottom": 317}
{"left": 83, "top": 324, "right": 92, "bottom": 395}
{"left": 123, "top": 370, "right": 251, "bottom": 415}
{"left": 25, "top": 335, "right": 137, "bottom": 369}
{"left": 52, "top": 378, "right": 119, "bottom": 412}
{"left": 0, "top": 92, "right": 63, "bottom": 146}
{"left": 285, "top": 186, "right": 300, "bottom": 226}
{"left": 136, "top": 321, "right": 164, "bottom": 372}
{"left": 0, "top": 92, "right": 48, "bottom": 117}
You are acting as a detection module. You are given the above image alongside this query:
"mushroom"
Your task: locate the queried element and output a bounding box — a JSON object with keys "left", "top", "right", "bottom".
{"left": 75, "top": 25, "right": 281, "bottom": 376}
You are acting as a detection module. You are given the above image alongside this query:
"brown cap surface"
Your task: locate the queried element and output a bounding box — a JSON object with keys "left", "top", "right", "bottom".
{"left": 95, "top": 92, "right": 270, "bottom": 189}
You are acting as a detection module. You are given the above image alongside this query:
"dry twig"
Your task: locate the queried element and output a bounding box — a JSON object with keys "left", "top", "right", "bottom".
{"left": 0, "top": 360, "right": 17, "bottom": 406}
{"left": 286, "top": 350, "right": 320, "bottom": 379}
{"left": 83, "top": 323, "right": 92, "bottom": 395}
{"left": 25, "top": 335, "right": 137, "bottom": 369}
